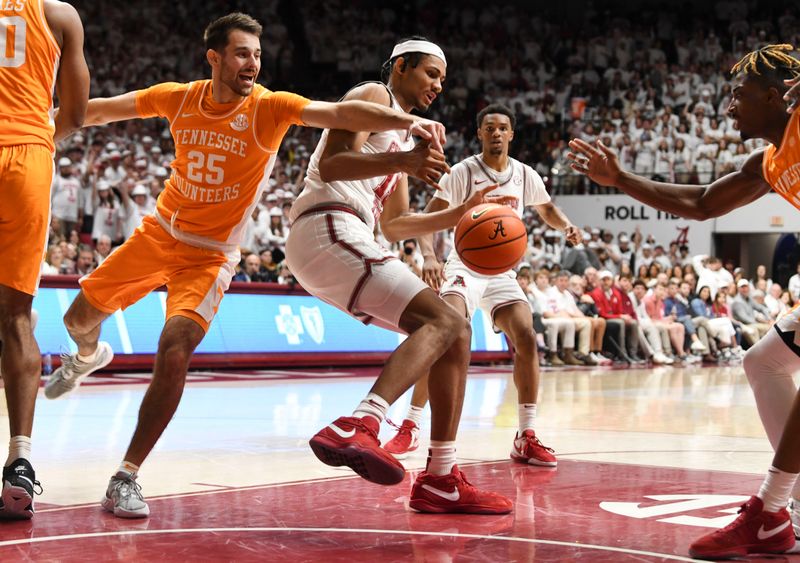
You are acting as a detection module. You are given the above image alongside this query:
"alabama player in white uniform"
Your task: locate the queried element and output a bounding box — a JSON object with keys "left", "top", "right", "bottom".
{"left": 384, "top": 103, "right": 581, "bottom": 466}
{"left": 287, "top": 39, "right": 512, "bottom": 514}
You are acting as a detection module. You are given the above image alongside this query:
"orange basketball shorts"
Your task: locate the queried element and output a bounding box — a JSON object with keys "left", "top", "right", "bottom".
{"left": 0, "top": 144, "right": 54, "bottom": 295}
{"left": 80, "top": 215, "right": 237, "bottom": 332}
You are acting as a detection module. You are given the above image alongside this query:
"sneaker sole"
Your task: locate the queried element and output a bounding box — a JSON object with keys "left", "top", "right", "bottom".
{"left": 510, "top": 453, "right": 558, "bottom": 467}
{"left": 101, "top": 496, "right": 150, "bottom": 518}
{"left": 688, "top": 537, "right": 797, "bottom": 559}
{"left": 45, "top": 344, "right": 115, "bottom": 400}
{"left": 0, "top": 484, "right": 33, "bottom": 519}
{"left": 309, "top": 435, "right": 405, "bottom": 485}
{"left": 409, "top": 498, "right": 512, "bottom": 514}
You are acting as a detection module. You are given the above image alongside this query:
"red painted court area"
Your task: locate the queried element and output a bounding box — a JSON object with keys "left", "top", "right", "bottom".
{"left": 0, "top": 460, "right": 775, "bottom": 562}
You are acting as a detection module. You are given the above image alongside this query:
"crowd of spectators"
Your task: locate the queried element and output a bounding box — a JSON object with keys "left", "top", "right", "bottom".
{"left": 47, "top": 1, "right": 800, "bottom": 310}
{"left": 515, "top": 233, "right": 794, "bottom": 367}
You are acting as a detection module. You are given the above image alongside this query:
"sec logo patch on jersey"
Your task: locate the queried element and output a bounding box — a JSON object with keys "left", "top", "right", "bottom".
{"left": 230, "top": 113, "right": 249, "bottom": 132}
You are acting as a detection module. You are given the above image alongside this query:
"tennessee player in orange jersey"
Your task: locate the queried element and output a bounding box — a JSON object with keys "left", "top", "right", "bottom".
{"left": 568, "top": 44, "right": 800, "bottom": 559}
{"left": 0, "top": 0, "right": 88, "bottom": 520}
{"left": 43, "top": 12, "right": 447, "bottom": 519}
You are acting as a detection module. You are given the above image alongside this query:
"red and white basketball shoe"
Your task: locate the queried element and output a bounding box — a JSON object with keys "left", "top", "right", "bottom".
{"left": 383, "top": 419, "right": 420, "bottom": 459}
{"left": 510, "top": 430, "right": 557, "bottom": 467}
{"left": 409, "top": 465, "right": 513, "bottom": 514}
{"left": 309, "top": 416, "right": 406, "bottom": 485}
{"left": 689, "top": 496, "right": 795, "bottom": 560}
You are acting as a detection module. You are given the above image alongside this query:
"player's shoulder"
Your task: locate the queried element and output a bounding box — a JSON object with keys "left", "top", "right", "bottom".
{"left": 340, "top": 81, "right": 391, "bottom": 105}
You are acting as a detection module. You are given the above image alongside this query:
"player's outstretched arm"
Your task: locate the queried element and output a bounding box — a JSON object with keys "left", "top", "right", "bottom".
{"left": 379, "top": 179, "right": 496, "bottom": 243}
{"left": 535, "top": 202, "right": 582, "bottom": 245}
{"left": 567, "top": 138, "right": 772, "bottom": 220}
{"left": 47, "top": 0, "right": 89, "bottom": 142}
{"left": 314, "top": 83, "right": 449, "bottom": 188}
{"left": 302, "top": 100, "right": 446, "bottom": 152}
{"left": 82, "top": 91, "right": 140, "bottom": 127}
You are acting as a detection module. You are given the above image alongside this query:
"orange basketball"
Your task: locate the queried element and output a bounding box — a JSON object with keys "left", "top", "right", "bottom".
{"left": 454, "top": 204, "right": 528, "bottom": 275}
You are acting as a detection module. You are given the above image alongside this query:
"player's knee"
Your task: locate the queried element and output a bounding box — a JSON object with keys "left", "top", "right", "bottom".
{"left": 432, "top": 305, "right": 469, "bottom": 341}
{"left": 742, "top": 344, "right": 765, "bottom": 384}
{"left": 512, "top": 329, "right": 537, "bottom": 358}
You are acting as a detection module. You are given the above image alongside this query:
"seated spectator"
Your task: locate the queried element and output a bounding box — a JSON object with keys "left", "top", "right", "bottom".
{"left": 691, "top": 285, "right": 738, "bottom": 361}
{"left": 234, "top": 253, "right": 267, "bottom": 283}
{"left": 567, "top": 275, "right": 610, "bottom": 364}
{"left": 547, "top": 270, "right": 596, "bottom": 365}
{"left": 258, "top": 249, "right": 280, "bottom": 283}
{"left": 694, "top": 254, "right": 733, "bottom": 298}
{"left": 664, "top": 279, "right": 712, "bottom": 358}
{"left": 42, "top": 244, "right": 67, "bottom": 275}
{"left": 643, "top": 282, "right": 691, "bottom": 362}
{"left": 70, "top": 244, "right": 96, "bottom": 276}
{"left": 629, "top": 279, "right": 673, "bottom": 364}
{"left": 531, "top": 270, "right": 580, "bottom": 366}
{"left": 94, "top": 234, "right": 113, "bottom": 266}
{"left": 713, "top": 288, "right": 744, "bottom": 350}
{"left": 589, "top": 270, "right": 640, "bottom": 364}
{"left": 277, "top": 262, "right": 296, "bottom": 285}
{"left": 731, "top": 279, "right": 771, "bottom": 347}
{"left": 764, "top": 283, "right": 789, "bottom": 321}
{"left": 518, "top": 272, "right": 552, "bottom": 363}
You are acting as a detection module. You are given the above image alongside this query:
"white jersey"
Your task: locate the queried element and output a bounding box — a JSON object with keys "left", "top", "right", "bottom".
{"left": 51, "top": 174, "right": 83, "bottom": 222}
{"left": 291, "top": 83, "right": 415, "bottom": 231}
{"left": 436, "top": 154, "right": 551, "bottom": 271}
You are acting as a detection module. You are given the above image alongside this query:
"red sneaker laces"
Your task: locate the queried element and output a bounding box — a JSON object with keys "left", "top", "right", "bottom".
{"left": 524, "top": 433, "right": 554, "bottom": 453}
{"left": 348, "top": 417, "right": 379, "bottom": 442}
{"left": 386, "top": 419, "right": 414, "bottom": 435}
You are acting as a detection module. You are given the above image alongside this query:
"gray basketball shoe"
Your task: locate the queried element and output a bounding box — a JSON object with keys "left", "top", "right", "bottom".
{"left": 44, "top": 342, "right": 114, "bottom": 399}
{"left": 101, "top": 471, "right": 150, "bottom": 518}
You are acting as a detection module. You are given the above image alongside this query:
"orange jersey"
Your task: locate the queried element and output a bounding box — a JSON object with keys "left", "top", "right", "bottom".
{"left": 0, "top": 0, "right": 60, "bottom": 152}
{"left": 763, "top": 108, "right": 800, "bottom": 208}
{"left": 135, "top": 80, "right": 309, "bottom": 250}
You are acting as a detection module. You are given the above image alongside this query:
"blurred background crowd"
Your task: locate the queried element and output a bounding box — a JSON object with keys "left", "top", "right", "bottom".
{"left": 45, "top": 0, "right": 800, "bottom": 364}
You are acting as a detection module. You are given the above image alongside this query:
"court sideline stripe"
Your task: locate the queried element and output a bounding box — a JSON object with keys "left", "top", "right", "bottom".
{"left": 0, "top": 526, "right": 701, "bottom": 561}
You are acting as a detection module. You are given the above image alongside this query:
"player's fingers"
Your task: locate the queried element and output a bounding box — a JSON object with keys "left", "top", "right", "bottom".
{"left": 596, "top": 139, "right": 614, "bottom": 155}
{"left": 570, "top": 162, "right": 589, "bottom": 174}
{"left": 568, "top": 138, "right": 599, "bottom": 157}
{"left": 480, "top": 184, "right": 499, "bottom": 195}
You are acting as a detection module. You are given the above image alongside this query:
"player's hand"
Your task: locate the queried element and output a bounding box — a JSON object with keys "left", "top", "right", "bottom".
{"left": 422, "top": 256, "right": 445, "bottom": 291}
{"left": 785, "top": 77, "right": 800, "bottom": 113}
{"left": 563, "top": 224, "right": 582, "bottom": 245}
{"left": 409, "top": 119, "right": 446, "bottom": 153}
{"left": 463, "top": 184, "right": 498, "bottom": 210}
{"left": 405, "top": 140, "right": 450, "bottom": 189}
{"left": 567, "top": 139, "right": 622, "bottom": 187}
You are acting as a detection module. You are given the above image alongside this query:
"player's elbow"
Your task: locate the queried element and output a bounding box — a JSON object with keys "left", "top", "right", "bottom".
{"left": 317, "top": 158, "right": 337, "bottom": 183}
{"left": 381, "top": 224, "right": 402, "bottom": 244}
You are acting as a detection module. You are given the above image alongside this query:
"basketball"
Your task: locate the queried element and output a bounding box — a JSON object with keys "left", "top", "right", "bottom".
{"left": 454, "top": 204, "right": 528, "bottom": 275}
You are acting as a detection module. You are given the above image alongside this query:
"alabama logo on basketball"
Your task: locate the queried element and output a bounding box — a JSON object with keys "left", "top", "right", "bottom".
{"left": 488, "top": 220, "right": 507, "bottom": 240}
{"left": 230, "top": 113, "right": 249, "bottom": 132}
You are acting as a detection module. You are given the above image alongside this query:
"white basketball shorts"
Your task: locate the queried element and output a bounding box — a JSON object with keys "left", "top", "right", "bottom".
{"left": 286, "top": 206, "right": 429, "bottom": 334}
{"left": 439, "top": 256, "right": 528, "bottom": 327}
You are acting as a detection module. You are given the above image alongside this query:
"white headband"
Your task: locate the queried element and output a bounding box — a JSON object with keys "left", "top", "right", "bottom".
{"left": 390, "top": 40, "right": 446, "bottom": 66}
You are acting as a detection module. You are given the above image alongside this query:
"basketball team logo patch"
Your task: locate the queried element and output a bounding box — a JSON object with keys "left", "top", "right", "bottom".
{"left": 452, "top": 275, "right": 466, "bottom": 287}
{"left": 230, "top": 113, "right": 249, "bottom": 132}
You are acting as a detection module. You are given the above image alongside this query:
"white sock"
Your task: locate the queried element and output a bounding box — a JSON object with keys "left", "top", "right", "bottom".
{"left": 78, "top": 348, "right": 97, "bottom": 363}
{"left": 428, "top": 440, "right": 457, "bottom": 476}
{"left": 758, "top": 465, "right": 799, "bottom": 512}
{"left": 118, "top": 460, "right": 140, "bottom": 476}
{"left": 352, "top": 392, "right": 389, "bottom": 424}
{"left": 406, "top": 404, "right": 424, "bottom": 426}
{"left": 5, "top": 435, "right": 31, "bottom": 466}
{"left": 519, "top": 403, "right": 537, "bottom": 433}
